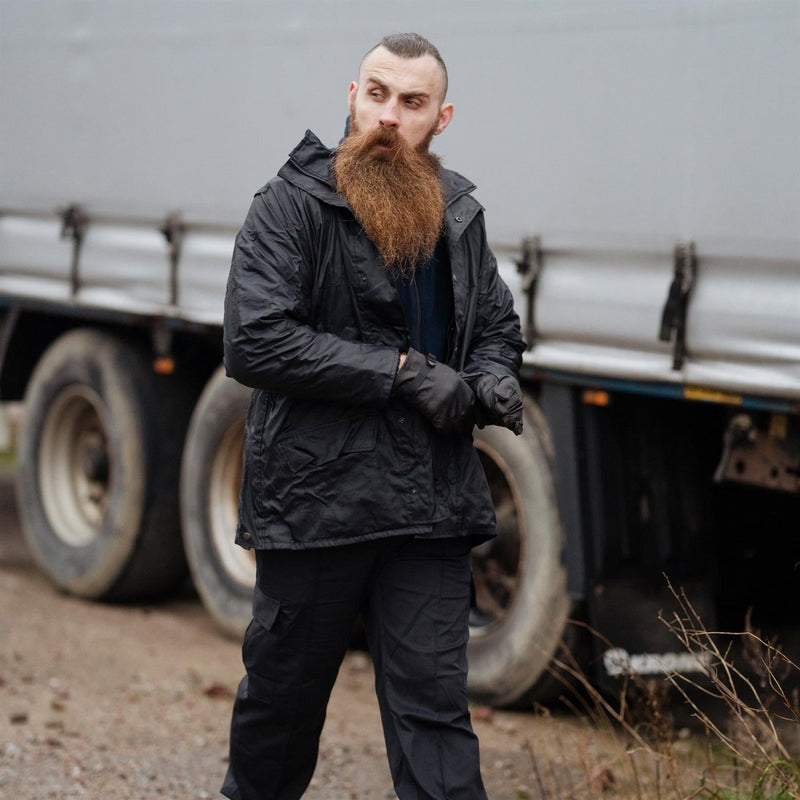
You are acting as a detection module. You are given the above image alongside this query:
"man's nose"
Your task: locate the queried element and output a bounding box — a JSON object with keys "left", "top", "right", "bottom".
{"left": 378, "top": 100, "right": 400, "bottom": 128}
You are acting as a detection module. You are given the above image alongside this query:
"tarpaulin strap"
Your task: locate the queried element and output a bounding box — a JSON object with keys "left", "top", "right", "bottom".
{"left": 659, "top": 241, "right": 697, "bottom": 370}
{"left": 160, "top": 212, "right": 185, "bottom": 307}
{"left": 516, "top": 235, "right": 543, "bottom": 351}
{"left": 60, "top": 204, "right": 88, "bottom": 297}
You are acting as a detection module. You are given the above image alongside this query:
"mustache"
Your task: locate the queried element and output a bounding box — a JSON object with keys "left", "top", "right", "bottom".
{"left": 343, "top": 125, "right": 418, "bottom": 163}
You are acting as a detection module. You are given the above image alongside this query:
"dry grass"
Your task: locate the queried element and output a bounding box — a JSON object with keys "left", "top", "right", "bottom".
{"left": 522, "top": 578, "right": 800, "bottom": 799}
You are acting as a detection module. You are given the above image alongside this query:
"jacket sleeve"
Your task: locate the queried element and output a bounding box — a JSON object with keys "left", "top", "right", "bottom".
{"left": 457, "top": 213, "right": 526, "bottom": 433}
{"left": 223, "top": 181, "right": 400, "bottom": 404}
{"left": 460, "top": 213, "right": 525, "bottom": 381}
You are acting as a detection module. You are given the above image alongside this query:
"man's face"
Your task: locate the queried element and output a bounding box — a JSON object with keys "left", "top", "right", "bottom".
{"left": 348, "top": 47, "right": 453, "bottom": 152}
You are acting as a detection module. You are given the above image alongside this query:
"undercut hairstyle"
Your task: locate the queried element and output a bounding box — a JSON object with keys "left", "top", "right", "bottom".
{"left": 362, "top": 32, "right": 449, "bottom": 100}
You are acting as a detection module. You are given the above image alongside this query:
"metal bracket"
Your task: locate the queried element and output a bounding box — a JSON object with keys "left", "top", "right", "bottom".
{"left": 516, "top": 235, "right": 543, "bottom": 350}
{"left": 714, "top": 413, "right": 800, "bottom": 493}
{"left": 160, "top": 211, "right": 185, "bottom": 307}
{"left": 151, "top": 318, "right": 174, "bottom": 358}
{"left": 60, "top": 203, "right": 88, "bottom": 297}
{"left": 659, "top": 241, "right": 697, "bottom": 370}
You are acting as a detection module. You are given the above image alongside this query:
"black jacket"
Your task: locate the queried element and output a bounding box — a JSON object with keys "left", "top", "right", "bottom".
{"left": 224, "top": 131, "right": 524, "bottom": 550}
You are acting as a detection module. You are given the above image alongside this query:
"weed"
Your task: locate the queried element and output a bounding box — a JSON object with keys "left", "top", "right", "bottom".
{"left": 534, "top": 577, "right": 800, "bottom": 799}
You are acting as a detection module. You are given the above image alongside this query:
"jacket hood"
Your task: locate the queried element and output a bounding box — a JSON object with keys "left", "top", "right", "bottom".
{"left": 278, "top": 129, "right": 480, "bottom": 214}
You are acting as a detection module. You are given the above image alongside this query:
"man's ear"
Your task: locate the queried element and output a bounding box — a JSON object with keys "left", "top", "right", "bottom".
{"left": 434, "top": 103, "right": 454, "bottom": 136}
{"left": 348, "top": 81, "right": 358, "bottom": 105}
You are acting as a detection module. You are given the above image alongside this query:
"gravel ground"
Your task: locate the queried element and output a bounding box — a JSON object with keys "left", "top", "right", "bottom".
{"left": 0, "top": 468, "right": 624, "bottom": 799}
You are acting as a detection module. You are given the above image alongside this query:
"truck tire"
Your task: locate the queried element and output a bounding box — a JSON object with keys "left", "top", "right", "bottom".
{"left": 180, "top": 366, "right": 254, "bottom": 637}
{"left": 16, "top": 329, "right": 189, "bottom": 600}
{"left": 467, "top": 400, "right": 571, "bottom": 707}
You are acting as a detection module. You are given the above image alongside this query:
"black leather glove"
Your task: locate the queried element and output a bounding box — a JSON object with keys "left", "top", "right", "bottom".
{"left": 462, "top": 373, "right": 524, "bottom": 435}
{"left": 392, "top": 349, "right": 475, "bottom": 433}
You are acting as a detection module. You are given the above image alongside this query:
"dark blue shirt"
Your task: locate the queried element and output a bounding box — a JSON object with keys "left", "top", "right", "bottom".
{"left": 393, "top": 239, "right": 453, "bottom": 362}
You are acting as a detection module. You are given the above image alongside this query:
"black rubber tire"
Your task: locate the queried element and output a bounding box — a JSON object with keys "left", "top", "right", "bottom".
{"left": 467, "top": 399, "right": 571, "bottom": 707}
{"left": 16, "top": 328, "right": 190, "bottom": 600}
{"left": 180, "top": 366, "right": 254, "bottom": 637}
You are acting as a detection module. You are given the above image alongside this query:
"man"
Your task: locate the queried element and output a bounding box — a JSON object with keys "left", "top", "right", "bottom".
{"left": 221, "top": 32, "right": 524, "bottom": 800}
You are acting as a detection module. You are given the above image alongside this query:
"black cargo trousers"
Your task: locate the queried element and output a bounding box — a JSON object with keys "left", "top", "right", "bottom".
{"left": 220, "top": 535, "right": 488, "bottom": 800}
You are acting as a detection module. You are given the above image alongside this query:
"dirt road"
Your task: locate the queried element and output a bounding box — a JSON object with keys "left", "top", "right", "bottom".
{"left": 0, "top": 467, "right": 621, "bottom": 799}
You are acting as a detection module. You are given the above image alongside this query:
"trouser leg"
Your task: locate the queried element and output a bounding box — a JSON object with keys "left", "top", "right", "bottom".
{"left": 221, "top": 547, "right": 366, "bottom": 800}
{"left": 364, "top": 537, "right": 488, "bottom": 800}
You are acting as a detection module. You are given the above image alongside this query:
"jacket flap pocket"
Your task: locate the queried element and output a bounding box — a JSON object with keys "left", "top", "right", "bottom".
{"left": 341, "top": 415, "right": 377, "bottom": 455}
{"left": 277, "top": 415, "right": 378, "bottom": 472}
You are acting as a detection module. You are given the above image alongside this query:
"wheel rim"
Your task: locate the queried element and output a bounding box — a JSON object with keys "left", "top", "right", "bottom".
{"left": 39, "top": 385, "right": 112, "bottom": 547}
{"left": 208, "top": 419, "right": 255, "bottom": 586}
{"left": 470, "top": 439, "right": 524, "bottom": 637}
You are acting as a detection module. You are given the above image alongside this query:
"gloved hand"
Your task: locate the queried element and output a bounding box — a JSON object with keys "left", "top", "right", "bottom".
{"left": 462, "top": 373, "right": 524, "bottom": 435}
{"left": 392, "top": 349, "right": 475, "bottom": 433}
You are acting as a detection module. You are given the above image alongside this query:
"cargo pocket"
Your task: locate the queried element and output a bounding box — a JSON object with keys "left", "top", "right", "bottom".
{"left": 242, "top": 585, "right": 283, "bottom": 704}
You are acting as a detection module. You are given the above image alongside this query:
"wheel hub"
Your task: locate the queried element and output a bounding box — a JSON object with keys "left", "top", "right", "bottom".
{"left": 81, "top": 445, "right": 109, "bottom": 483}
{"left": 38, "top": 386, "right": 111, "bottom": 547}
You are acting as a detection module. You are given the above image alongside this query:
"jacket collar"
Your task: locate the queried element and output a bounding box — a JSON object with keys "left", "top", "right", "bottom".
{"left": 278, "top": 130, "right": 345, "bottom": 207}
{"left": 278, "top": 129, "right": 479, "bottom": 214}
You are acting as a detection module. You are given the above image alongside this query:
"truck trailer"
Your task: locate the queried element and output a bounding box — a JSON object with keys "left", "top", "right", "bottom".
{"left": 1, "top": 0, "right": 798, "bottom": 706}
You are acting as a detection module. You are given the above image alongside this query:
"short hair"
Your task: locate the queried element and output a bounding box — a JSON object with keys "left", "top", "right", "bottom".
{"left": 362, "top": 32, "right": 449, "bottom": 100}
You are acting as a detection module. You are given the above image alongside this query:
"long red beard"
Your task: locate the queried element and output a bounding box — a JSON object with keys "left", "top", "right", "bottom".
{"left": 333, "top": 122, "right": 444, "bottom": 277}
